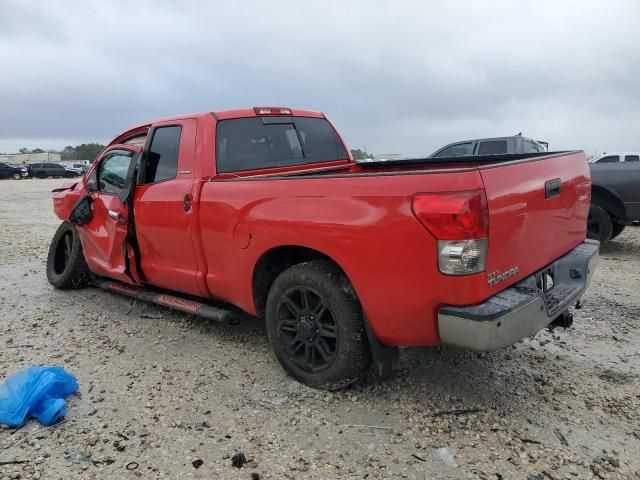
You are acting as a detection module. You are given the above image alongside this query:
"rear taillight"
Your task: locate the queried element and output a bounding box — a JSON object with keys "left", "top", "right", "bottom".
{"left": 412, "top": 190, "right": 489, "bottom": 275}
{"left": 412, "top": 190, "right": 488, "bottom": 240}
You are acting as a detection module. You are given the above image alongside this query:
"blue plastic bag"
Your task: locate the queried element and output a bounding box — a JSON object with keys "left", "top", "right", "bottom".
{"left": 0, "top": 366, "right": 79, "bottom": 428}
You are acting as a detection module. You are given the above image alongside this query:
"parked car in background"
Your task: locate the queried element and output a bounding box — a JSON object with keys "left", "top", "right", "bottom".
{"left": 589, "top": 152, "right": 640, "bottom": 164}
{"left": 0, "top": 162, "right": 28, "bottom": 180}
{"left": 64, "top": 165, "right": 83, "bottom": 176}
{"left": 587, "top": 161, "right": 640, "bottom": 243}
{"left": 47, "top": 107, "right": 597, "bottom": 390}
{"left": 29, "top": 163, "right": 80, "bottom": 179}
{"left": 73, "top": 163, "right": 90, "bottom": 174}
{"left": 430, "top": 134, "right": 547, "bottom": 158}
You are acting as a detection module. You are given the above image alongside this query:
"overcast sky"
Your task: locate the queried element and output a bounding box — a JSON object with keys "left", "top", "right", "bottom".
{"left": 1, "top": 0, "right": 639, "bottom": 156}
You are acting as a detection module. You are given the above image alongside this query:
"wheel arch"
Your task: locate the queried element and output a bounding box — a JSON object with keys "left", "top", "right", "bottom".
{"left": 591, "top": 185, "right": 626, "bottom": 221}
{"left": 252, "top": 245, "right": 352, "bottom": 319}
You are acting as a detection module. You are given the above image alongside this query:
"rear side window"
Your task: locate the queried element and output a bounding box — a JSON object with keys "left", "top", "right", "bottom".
{"left": 293, "top": 117, "right": 347, "bottom": 163}
{"left": 624, "top": 155, "right": 639, "bottom": 162}
{"left": 597, "top": 155, "right": 620, "bottom": 163}
{"left": 216, "top": 116, "right": 348, "bottom": 173}
{"left": 477, "top": 140, "right": 508, "bottom": 155}
{"left": 142, "top": 126, "right": 180, "bottom": 183}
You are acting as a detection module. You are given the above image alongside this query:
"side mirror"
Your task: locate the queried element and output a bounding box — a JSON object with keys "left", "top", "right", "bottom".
{"left": 85, "top": 172, "right": 98, "bottom": 191}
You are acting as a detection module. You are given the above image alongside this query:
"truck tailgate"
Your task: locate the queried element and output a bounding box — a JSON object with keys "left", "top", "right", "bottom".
{"left": 479, "top": 152, "right": 591, "bottom": 287}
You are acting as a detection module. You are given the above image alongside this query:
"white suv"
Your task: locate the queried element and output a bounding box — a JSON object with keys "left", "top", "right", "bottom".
{"left": 589, "top": 152, "right": 640, "bottom": 163}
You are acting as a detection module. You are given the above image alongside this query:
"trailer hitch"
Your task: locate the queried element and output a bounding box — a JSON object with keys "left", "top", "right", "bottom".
{"left": 547, "top": 311, "right": 574, "bottom": 331}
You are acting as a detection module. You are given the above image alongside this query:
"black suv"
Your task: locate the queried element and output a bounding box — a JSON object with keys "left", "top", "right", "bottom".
{"left": 29, "top": 163, "right": 79, "bottom": 179}
{"left": 0, "top": 162, "right": 28, "bottom": 180}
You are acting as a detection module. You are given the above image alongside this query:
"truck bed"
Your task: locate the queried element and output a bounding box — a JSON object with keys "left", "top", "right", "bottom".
{"left": 198, "top": 149, "right": 590, "bottom": 345}
{"left": 353, "top": 151, "right": 570, "bottom": 173}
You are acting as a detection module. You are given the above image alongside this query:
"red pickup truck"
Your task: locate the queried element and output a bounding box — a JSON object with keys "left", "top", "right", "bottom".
{"left": 48, "top": 107, "right": 599, "bottom": 390}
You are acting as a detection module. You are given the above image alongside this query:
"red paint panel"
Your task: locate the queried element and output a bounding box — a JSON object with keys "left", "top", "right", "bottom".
{"left": 78, "top": 191, "right": 131, "bottom": 283}
{"left": 480, "top": 152, "right": 590, "bottom": 290}
{"left": 133, "top": 118, "right": 202, "bottom": 296}
{"left": 199, "top": 169, "right": 487, "bottom": 347}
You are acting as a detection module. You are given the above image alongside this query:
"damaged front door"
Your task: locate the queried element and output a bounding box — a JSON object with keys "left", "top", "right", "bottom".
{"left": 77, "top": 145, "right": 140, "bottom": 284}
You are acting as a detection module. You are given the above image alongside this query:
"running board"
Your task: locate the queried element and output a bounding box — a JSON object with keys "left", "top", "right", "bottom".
{"left": 97, "top": 280, "right": 236, "bottom": 323}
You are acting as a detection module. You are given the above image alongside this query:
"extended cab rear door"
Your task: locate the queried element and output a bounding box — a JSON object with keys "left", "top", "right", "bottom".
{"left": 133, "top": 119, "right": 203, "bottom": 296}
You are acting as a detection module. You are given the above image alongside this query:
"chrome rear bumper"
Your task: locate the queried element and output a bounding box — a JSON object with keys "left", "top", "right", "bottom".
{"left": 437, "top": 239, "right": 599, "bottom": 351}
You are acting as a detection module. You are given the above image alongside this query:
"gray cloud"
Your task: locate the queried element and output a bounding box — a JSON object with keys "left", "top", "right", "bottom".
{"left": 1, "top": 0, "right": 639, "bottom": 155}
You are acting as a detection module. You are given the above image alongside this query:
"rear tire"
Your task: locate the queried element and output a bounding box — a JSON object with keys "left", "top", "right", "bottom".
{"left": 46, "top": 222, "right": 92, "bottom": 289}
{"left": 265, "top": 260, "right": 370, "bottom": 390}
{"left": 587, "top": 204, "right": 613, "bottom": 245}
{"left": 610, "top": 223, "right": 626, "bottom": 240}
{"left": 37, "top": 172, "right": 46, "bottom": 179}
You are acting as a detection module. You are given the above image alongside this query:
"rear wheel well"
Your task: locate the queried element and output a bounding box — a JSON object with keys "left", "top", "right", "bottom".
{"left": 253, "top": 246, "right": 347, "bottom": 318}
{"left": 591, "top": 186, "right": 626, "bottom": 222}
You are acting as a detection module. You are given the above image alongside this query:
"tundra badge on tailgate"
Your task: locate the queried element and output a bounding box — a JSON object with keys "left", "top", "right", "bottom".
{"left": 487, "top": 266, "right": 520, "bottom": 287}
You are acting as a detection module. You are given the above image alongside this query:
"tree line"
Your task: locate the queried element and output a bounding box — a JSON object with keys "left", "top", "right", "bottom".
{"left": 17, "top": 144, "right": 106, "bottom": 162}
{"left": 350, "top": 148, "right": 374, "bottom": 160}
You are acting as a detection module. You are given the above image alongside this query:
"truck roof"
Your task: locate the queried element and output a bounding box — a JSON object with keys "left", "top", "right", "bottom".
{"left": 111, "top": 107, "right": 326, "bottom": 145}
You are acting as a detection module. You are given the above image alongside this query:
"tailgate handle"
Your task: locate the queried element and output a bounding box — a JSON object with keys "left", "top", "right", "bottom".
{"left": 545, "top": 178, "right": 561, "bottom": 199}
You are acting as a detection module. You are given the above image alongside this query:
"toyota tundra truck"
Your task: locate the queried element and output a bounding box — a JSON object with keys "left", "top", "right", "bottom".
{"left": 47, "top": 107, "right": 599, "bottom": 390}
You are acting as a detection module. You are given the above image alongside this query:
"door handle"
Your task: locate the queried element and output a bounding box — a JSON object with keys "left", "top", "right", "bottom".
{"left": 108, "top": 210, "right": 120, "bottom": 221}
{"left": 545, "top": 178, "right": 561, "bottom": 199}
{"left": 183, "top": 194, "right": 193, "bottom": 212}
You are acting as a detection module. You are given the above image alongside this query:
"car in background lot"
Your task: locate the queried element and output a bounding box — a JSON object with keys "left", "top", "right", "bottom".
{"left": 0, "top": 162, "right": 28, "bottom": 180}
{"left": 589, "top": 152, "right": 640, "bottom": 164}
{"left": 430, "top": 134, "right": 547, "bottom": 158}
{"left": 64, "top": 165, "right": 84, "bottom": 176}
{"left": 587, "top": 161, "right": 640, "bottom": 243}
{"left": 29, "top": 163, "right": 81, "bottom": 179}
{"left": 73, "top": 163, "right": 90, "bottom": 174}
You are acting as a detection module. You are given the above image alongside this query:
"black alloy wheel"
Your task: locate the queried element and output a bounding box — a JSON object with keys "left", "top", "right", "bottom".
{"left": 265, "top": 260, "right": 370, "bottom": 390}
{"left": 276, "top": 286, "right": 339, "bottom": 373}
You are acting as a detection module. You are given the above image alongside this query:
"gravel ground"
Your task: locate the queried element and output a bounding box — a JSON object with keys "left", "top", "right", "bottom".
{"left": 0, "top": 178, "right": 638, "bottom": 480}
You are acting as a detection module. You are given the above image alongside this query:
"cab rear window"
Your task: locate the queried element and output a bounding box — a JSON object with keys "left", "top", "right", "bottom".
{"left": 216, "top": 117, "right": 348, "bottom": 173}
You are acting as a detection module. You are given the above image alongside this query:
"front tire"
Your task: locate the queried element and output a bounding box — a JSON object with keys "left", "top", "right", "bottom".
{"left": 265, "top": 260, "right": 370, "bottom": 390}
{"left": 587, "top": 204, "right": 613, "bottom": 245}
{"left": 46, "top": 222, "right": 91, "bottom": 289}
{"left": 12, "top": 173, "right": 21, "bottom": 180}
